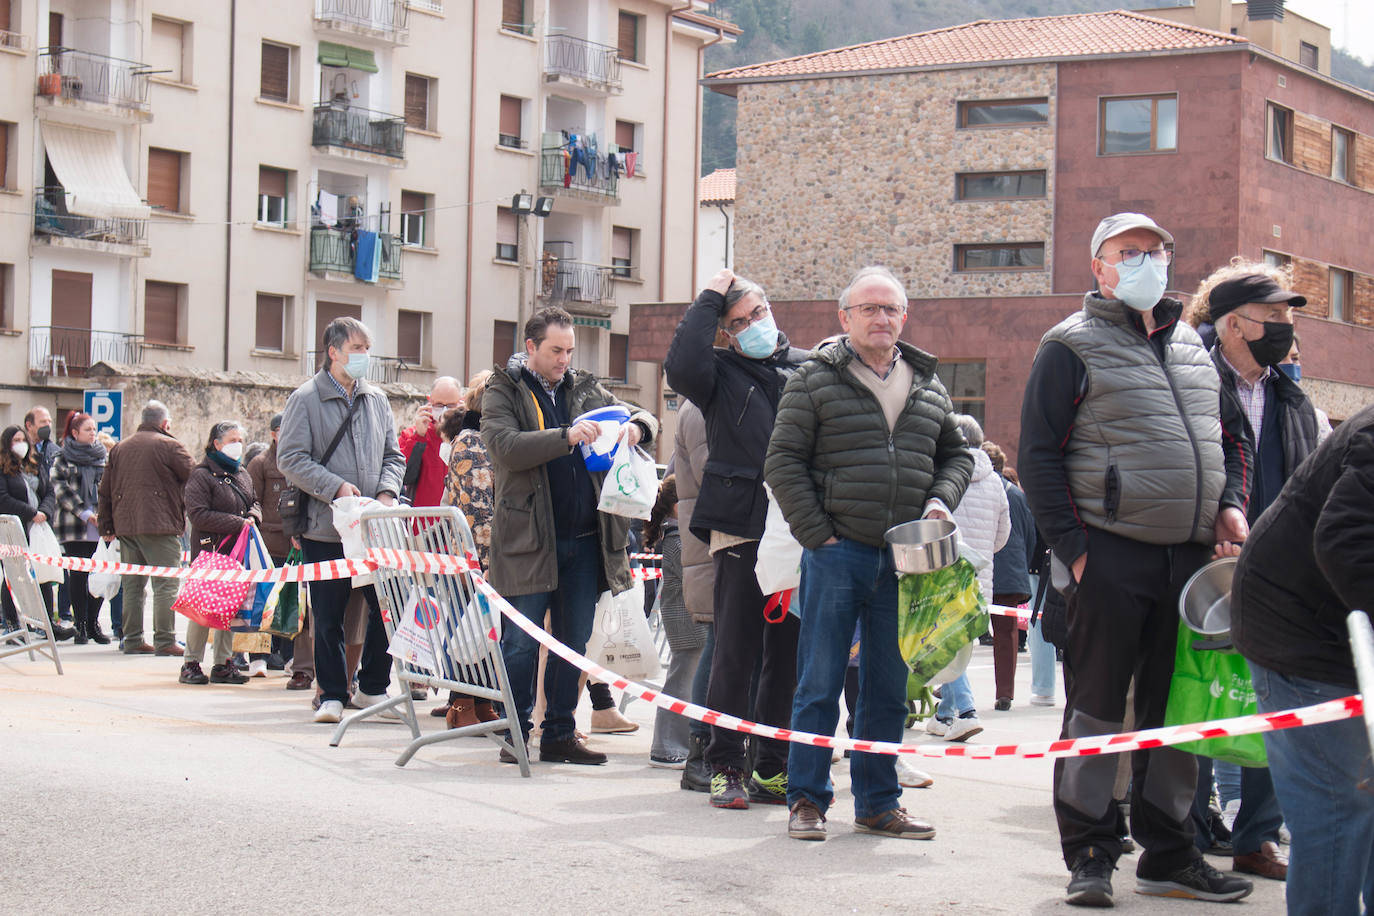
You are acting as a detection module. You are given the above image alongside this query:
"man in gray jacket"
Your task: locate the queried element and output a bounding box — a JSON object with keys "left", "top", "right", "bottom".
{"left": 278, "top": 317, "right": 405, "bottom": 725}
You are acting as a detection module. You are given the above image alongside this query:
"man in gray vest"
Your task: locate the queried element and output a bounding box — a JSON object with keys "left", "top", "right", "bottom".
{"left": 1019, "top": 213, "right": 1254, "bottom": 907}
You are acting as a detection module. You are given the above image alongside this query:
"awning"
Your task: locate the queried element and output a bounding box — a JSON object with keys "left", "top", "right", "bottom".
{"left": 40, "top": 122, "right": 150, "bottom": 220}
{"left": 318, "top": 41, "right": 378, "bottom": 73}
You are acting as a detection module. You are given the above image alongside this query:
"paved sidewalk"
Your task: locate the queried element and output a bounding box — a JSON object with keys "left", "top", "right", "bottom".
{"left": 1, "top": 631, "right": 1285, "bottom": 914}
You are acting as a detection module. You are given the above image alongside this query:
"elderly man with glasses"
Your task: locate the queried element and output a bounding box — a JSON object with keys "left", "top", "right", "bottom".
{"left": 665, "top": 268, "right": 810, "bottom": 810}
{"left": 764, "top": 265, "right": 973, "bottom": 842}
{"left": 1018, "top": 213, "right": 1255, "bottom": 907}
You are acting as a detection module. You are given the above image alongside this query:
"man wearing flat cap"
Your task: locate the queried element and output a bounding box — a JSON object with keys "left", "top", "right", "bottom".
{"left": 1019, "top": 213, "right": 1254, "bottom": 906}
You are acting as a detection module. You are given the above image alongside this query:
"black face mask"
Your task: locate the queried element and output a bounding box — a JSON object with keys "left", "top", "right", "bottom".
{"left": 1234, "top": 315, "right": 1294, "bottom": 368}
{"left": 36, "top": 425, "right": 51, "bottom": 442}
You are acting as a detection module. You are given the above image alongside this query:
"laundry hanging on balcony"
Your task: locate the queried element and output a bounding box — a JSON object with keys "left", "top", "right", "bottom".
{"left": 354, "top": 231, "right": 381, "bottom": 283}
{"left": 318, "top": 42, "right": 378, "bottom": 73}
{"left": 40, "top": 122, "right": 150, "bottom": 220}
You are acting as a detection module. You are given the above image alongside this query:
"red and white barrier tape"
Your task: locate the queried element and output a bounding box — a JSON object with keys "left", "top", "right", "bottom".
{"left": 629, "top": 552, "right": 662, "bottom": 562}
{"left": 630, "top": 567, "right": 662, "bottom": 581}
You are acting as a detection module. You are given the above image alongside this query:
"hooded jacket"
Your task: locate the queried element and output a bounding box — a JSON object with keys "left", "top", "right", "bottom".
{"left": 951, "top": 447, "right": 1010, "bottom": 602}
{"left": 672, "top": 400, "right": 715, "bottom": 625}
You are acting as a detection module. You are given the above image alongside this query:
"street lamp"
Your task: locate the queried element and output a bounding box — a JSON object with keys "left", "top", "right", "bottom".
{"left": 513, "top": 191, "right": 554, "bottom": 331}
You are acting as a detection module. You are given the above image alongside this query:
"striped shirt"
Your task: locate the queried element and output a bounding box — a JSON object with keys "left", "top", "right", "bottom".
{"left": 1220, "top": 351, "right": 1271, "bottom": 444}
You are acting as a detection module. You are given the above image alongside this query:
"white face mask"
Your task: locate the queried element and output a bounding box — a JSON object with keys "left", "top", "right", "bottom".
{"left": 439, "top": 441, "right": 454, "bottom": 466}
{"left": 11, "top": 441, "right": 28, "bottom": 460}
{"left": 221, "top": 441, "right": 244, "bottom": 462}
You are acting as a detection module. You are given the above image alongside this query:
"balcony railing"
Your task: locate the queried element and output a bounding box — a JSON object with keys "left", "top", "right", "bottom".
{"left": 312, "top": 103, "right": 406, "bottom": 160}
{"left": 37, "top": 47, "right": 151, "bottom": 112}
{"left": 315, "top": 0, "right": 409, "bottom": 40}
{"left": 34, "top": 187, "right": 148, "bottom": 248}
{"left": 304, "top": 351, "right": 412, "bottom": 384}
{"left": 309, "top": 226, "right": 403, "bottom": 281}
{"left": 540, "top": 259, "right": 615, "bottom": 307}
{"left": 30, "top": 326, "right": 144, "bottom": 377}
{"left": 544, "top": 35, "right": 622, "bottom": 92}
{"left": 540, "top": 149, "right": 619, "bottom": 201}
{"left": 2, "top": 29, "right": 27, "bottom": 51}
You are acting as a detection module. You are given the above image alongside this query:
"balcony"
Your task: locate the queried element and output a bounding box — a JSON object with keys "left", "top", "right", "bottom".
{"left": 314, "top": 0, "right": 410, "bottom": 44}
{"left": 313, "top": 103, "right": 406, "bottom": 164}
{"left": 539, "top": 259, "right": 616, "bottom": 317}
{"left": 2, "top": 29, "right": 28, "bottom": 51}
{"left": 544, "top": 35, "right": 623, "bottom": 94}
{"left": 309, "top": 226, "right": 403, "bottom": 286}
{"left": 30, "top": 326, "right": 144, "bottom": 378}
{"left": 33, "top": 188, "right": 150, "bottom": 257}
{"left": 36, "top": 48, "right": 152, "bottom": 121}
{"left": 303, "top": 351, "right": 418, "bottom": 384}
{"left": 540, "top": 148, "right": 620, "bottom": 204}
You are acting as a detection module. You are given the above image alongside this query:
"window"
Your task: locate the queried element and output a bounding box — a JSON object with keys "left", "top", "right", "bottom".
{"left": 400, "top": 190, "right": 429, "bottom": 247}
{"left": 501, "top": 0, "right": 531, "bottom": 35}
{"left": 608, "top": 333, "right": 629, "bottom": 382}
{"left": 957, "top": 98, "right": 1048, "bottom": 128}
{"left": 1263, "top": 250, "right": 1292, "bottom": 271}
{"left": 1100, "top": 95, "right": 1177, "bottom": 154}
{"left": 1299, "top": 41, "right": 1319, "bottom": 70}
{"left": 405, "top": 73, "right": 433, "bottom": 131}
{"left": 615, "top": 119, "right": 639, "bottom": 153}
{"left": 315, "top": 301, "right": 361, "bottom": 357}
{"left": 955, "top": 170, "right": 1047, "bottom": 200}
{"left": 259, "top": 41, "right": 293, "bottom": 103}
{"left": 255, "top": 293, "right": 287, "bottom": 351}
{"left": 144, "top": 280, "right": 184, "bottom": 345}
{"left": 937, "top": 361, "right": 987, "bottom": 427}
{"left": 611, "top": 226, "right": 635, "bottom": 278}
{"left": 0, "top": 263, "right": 12, "bottom": 329}
{"left": 498, "top": 95, "right": 524, "bottom": 148}
{"left": 1332, "top": 127, "right": 1353, "bottom": 182}
{"left": 1268, "top": 102, "right": 1294, "bottom": 164}
{"left": 257, "top": 166, "right": 289, "bottom": 226}
{"left": 617, "top": 11, "right": 641, "bottom": 62}
{"left": 0, "top": 121, "right": 12, "bottom": 190}
{"left": 495, "top": 207, "right": 518, "bottom": 261}
{"left": 493, "top": 319, "right": 517, "bottom": 367}
{"left": 147, "top": 147, "right": 185, "bottom": 212}
{"left": 149, "top": 16, "right": 187, "bottom": 84}
{"left": 1330, "top": 268, "right": 1352, "bottom": 322}
{"left": 397, "top": 310, "right": 427, "bottom": 363}
{"left": 955, "top": 243, "right": 1045, "bottom": 272}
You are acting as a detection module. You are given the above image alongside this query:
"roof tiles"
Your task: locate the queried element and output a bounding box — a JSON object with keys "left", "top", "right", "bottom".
{"left": 699, "top": 167, "right": 736, "bottom": 204}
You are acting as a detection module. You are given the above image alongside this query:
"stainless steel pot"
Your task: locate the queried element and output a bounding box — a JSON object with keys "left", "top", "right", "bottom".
{"left": 885, "top": 519, "right": 959, "bottom": 575}
{"left": 1178, "top": 556, "right": 1237, "bottom": 638}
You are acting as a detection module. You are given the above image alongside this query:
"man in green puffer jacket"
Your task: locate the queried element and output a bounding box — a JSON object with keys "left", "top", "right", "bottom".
{"left": 765, "top": 265, "right": 972, "bottom": 844}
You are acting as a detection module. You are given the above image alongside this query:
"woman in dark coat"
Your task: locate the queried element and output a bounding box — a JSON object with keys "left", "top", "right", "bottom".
{"left": 51, "top": 411, "right": 110, "bottom": 643}
{"left": 0, "top": 424, "right": 70, "bottom": 639}
{"left": 178, "top": 421, "right": 261, "bottom": 686}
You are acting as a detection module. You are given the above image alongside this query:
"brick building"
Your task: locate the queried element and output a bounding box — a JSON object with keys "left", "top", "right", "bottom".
{"left": 629, "top": 6, "right": 1374, "bottom": 460}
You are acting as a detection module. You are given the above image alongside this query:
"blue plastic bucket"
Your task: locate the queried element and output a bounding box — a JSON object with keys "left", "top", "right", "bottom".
{"left": 573, "top": 405, "right": 631, "bottom": 471}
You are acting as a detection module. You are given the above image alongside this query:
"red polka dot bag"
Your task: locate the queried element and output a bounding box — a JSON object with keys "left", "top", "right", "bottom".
{"left": 171, "top": 526, "right": 254, "bottom": 631}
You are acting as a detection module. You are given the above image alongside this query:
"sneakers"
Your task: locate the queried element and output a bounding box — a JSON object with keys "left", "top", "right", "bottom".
{"left": 788, "top": 799, "right": 827, "bottom": 841}
{"left": 747, "top": 770, "right": 788, "bottom": 806}
{"left": 709, "top": 768, "right": 750, "bottom": 809}
{"left": 590, "top": 707, "right": 639, "bottom": 734}
{"left": 1030, "top": 694, "right": 1057, "bottom": 707}
{"left": 209, "top": 662, "right": 249, "bottom": 684}
{"left": 925, "top": 717, "right": 950, "bottom": 737}
{"left": 539, "top": 735, "right": 607, "bottom": 765}
{"left": 1136, "top": 858, "right": 1253, "bottom": 902}
{"left": 942, "top": 716, "right": 984, "bottom": 742}
{"left": 247, "top": 659, "right": 268, "bottom": 678}
{"left": 648, "top": 754, "right": 687, "bottom": 769}
{"left": 1067, "top": 847, "right": 1116, "bottom": 907}
{"left": 352, "top": 690, "right": 402, "bottom": 720}
{"left": 897, "top": 760, "right": 934, "bottom": 788}
{"left": 313, "top": 699, "right": 344, "bottom": 724}
{"left": 854, "top": 807, "right": 936, "bottom": 840}
{"left": 178, "top": 660, "right": 209, "bottom": 685}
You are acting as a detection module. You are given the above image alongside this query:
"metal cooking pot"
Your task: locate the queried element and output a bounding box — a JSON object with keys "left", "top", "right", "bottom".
{"left": 1178, "top": 556, "right": 1237, "bottom": 639}
{"left": 885, "top": 519, "right": 959, "bottom": 575}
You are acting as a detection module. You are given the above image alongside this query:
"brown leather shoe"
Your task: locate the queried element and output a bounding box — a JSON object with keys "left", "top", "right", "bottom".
{"left": 155, "top": 645, "right": 184, "bottom": 657}
{"left": 123, "top": 643, "right": 155, "bottom": 655}
{"left": 446, "top": 699, "right": 480, "bottom": 730}
{"left": 474, "top": 699, "right": 499, "bottom": 722}
{"left": 285, "top": 671, "right": 312, "bottom": 690}
{"left": 854, "top": 807, "right": 936, "bottom": 840}
{"left": 1234, "top": 841, "right": 1288, "bottom": 881}
{"left": 788, "top": 799, "right": 827, "bottom": 841}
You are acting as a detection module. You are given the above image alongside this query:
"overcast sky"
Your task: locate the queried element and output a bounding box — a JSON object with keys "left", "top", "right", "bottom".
{"left": 1287, "top": 0, "right": 1372, "bottom": 62}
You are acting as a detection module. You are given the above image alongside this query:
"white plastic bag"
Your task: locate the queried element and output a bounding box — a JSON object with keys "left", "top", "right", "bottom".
{"left": 88, "top": 538, "right": 122, "bottom": 600}
{"left": 596, "top": 427, "right": 658, "bottom": 520}
{"left": 28, "top": 521, "right": 65, "bottom": 584}
{"left": 593, "top": 581, "right": 661, "bottom": 681}
{"left": 754, "top": 484, "right": 802, "bottom": 598}
{"left": 332, "top": 495, "right": 378, "bottom": 586}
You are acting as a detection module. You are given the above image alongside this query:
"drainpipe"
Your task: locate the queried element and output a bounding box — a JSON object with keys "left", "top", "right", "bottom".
{"left": 715, "top": 201, "right": 730, "bottom": 271}
{"left": 461, "top": 0, "right": 479, "bottom": 381}
{"left": 658, "top": 2, "right": 693, "bottom": 302}
{"left": 222, "top": 0, "right": 236, "bottom": 371}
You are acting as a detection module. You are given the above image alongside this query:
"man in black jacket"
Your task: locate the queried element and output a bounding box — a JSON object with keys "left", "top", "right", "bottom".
{"left": 1231, "top": 402, "right": 1374, "bottom": 916}
{"left": 664, "top": 268, "right": 808, "bottom": 810}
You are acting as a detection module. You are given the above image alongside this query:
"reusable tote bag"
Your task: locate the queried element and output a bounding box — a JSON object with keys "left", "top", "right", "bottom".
{"left": 232, "top": 525, "right": 277, "bottom": 632}
{"left": 27, "top": 521, "right": 65, "bottom": 584}
{"left": 597, "top": 427, "right": 658, "bottom": 520}
{"left": 1163, "top": 623, "right": 1267, "bottom": 767}
{"left": 593, "top": 581, "right": 661, "bottom": 681}
{"left": 87, "top": 538, "right": 122, "bottom": 600}
{"left": 171, "top": 527, "right": 253, "bottom": 631}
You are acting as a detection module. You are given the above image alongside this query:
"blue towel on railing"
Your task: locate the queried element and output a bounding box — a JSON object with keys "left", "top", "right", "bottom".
{"left": 354, "top": 231, "right": 381, "bottom": 282}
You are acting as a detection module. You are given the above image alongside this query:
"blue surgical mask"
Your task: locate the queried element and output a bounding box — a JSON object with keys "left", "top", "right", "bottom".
{"left": 1109, "top": 258, "right": 1168, "bottom": 312}
{"left": 733, "top": 313, "right": 779, "bottom": 359}
{"left": 345, "top": 352, "right": 370, "bottom": 379}
{"left": 1278, "top": 362, "right": 1301, "bottom": 382}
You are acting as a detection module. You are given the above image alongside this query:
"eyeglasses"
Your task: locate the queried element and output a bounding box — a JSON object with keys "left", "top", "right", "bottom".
{"left": 1102, "top": 248, "right": 1173, "bottom": 268}
{"left": 725, "top": 303, "right": 771, "bottom": 336}
{"left": 843, "top": 303, "right": 906, "bottom": 319}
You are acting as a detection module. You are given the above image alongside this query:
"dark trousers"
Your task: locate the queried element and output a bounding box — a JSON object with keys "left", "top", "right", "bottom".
{"left": 302, "top": 537, "right": 390, "bottom": 703}
{"left": 705, "top": 541, "right": 799, "bottom": 778}
{"left": 688, "top": 623, "right": 715, "bottom": 740}
{"left": 1054, "top": 527, "right": 1209, "bottom": 877}
{"left": 991, "top": 591, "right": 1029, "bottom": 699}
{"left": 1192, "top": 758, "right": 1284, "bottom": 856}
{"left": 62, "top": 541, "right": 100, "bottom": 635}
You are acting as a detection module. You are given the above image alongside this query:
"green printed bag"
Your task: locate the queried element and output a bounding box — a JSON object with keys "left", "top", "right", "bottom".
{"left": 896, "top": 559, "right": 989, "bottom": 688}
{"left": 1162, "top": 622, "right": 1267, "bottom": 767}
{"left": 264, "top": 547, "right": 303, "bottom": 639}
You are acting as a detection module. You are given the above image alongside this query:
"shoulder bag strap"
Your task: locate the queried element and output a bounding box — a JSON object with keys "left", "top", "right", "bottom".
{"left": 320, "top": 392, "right": 364, "bottom": 466}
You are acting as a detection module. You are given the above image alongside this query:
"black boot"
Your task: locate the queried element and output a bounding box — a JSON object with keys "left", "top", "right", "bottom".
{"left": 680, "top": 733, "right": 710, "bottom": 792}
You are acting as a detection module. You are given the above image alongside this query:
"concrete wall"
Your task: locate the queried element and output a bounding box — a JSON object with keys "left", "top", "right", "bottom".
{"left": 695, "top": 201, "right": 732, "bottom": 291}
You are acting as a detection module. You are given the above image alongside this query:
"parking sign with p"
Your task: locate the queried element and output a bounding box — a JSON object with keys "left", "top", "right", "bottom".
{"left": 83, "top": 389, "right": 122, "bottom": 440}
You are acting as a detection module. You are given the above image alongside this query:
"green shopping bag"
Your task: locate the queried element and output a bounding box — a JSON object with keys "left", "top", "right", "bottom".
{"left": 1162, "top": 622, "right": 1267, "bottom": 767}
{"left": 896, "top": 559, "right": 988, "bottom": 688}
{"left": 264, "top": 547, "right": 303, "bottom": 639}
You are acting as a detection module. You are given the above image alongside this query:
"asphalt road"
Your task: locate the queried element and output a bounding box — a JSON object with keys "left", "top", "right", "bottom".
{"left": 1, "top": 630, "right": 1286, "bottom": 915}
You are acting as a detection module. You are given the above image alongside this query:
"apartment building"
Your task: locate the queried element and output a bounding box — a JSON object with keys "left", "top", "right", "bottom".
{"left": 0, "top": 0, "right": 734, "bottom": 434}
{"left": 629, "top": 5, "right": 1374, "bottom": 457}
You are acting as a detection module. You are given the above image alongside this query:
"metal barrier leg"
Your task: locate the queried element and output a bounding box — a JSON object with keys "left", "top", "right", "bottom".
{"left": 329, "top": 693, "right": 410, "bottom": 747}
{"left": 0, "top": 516, "right": 63, "bottom": 674}
{"left": 1347, "top": 611, "right": 1374, "bottom": 755}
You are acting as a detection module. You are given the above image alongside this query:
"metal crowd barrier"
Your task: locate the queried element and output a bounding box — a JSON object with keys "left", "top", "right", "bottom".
{"left": 1348, "top": 611, "right": 1374, "bottom": 759}
{"left": 329, "top": 506, "right": 530, "bottom": 775}
{"left": 0, "top": 515, "right": 63, "bottom": 673}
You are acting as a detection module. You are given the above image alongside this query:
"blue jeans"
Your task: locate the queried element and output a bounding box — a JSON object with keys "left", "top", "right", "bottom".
{"left": 937, "top": 672, "right": 976, "bottom": 719}
{"left": 1251, "top": 662, "right": 1374, "bottom": 916}
{"left": 1027, "top": 575, "right": 1057, "bottom": 698}
{"left": 688, "top": 624, "right": 714, "bottom": 740}
{"left": 500, "top": 534, "right": 602, "bottom": 744}
{"left": 788, "top": 539, "right": 908, "bottom": 818}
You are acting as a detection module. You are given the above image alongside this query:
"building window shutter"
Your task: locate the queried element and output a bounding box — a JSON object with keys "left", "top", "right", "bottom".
{"left": 502, "top": 0, "right": 525, "bottom": 31}
{"left": 144, "top": 281, "right": 180, "bottom": 344}
{"left": 405, "top": 74, "right": 429, "bottom": 130}
{"left": 147, "top": 148, "right": 182, "bottom": 211}
{"left": 612, "top": 227, "right": 632, "bottom": 262}
{"left": 0, "top": 123, "right": 9, "bottom": 189}
{"left": 258, "top": 166, "right": 287, "bottom": 199}
{"left": 255, "top": 294, "right": 285, "bottom": 350}
{"left": 493, "top": 320, "right": 517, "bottom": 368}
{"left": 150, "top": 18, "right": 183, "bottom": 83}
{"left": 615, "top": 120, "right": 636, "bottom": 151}
{"left": 260, "top": 43, "right": 289, "bottom": 101}
{"left": 397, "top": 310, "right": 424, "bottom": 362}
{"left": 496, "top": 207, "right": 518, "bottom": 260}
{"left": 609, "top": 333, "right": 628, "bottom": 381}
{"left": 499, "top": 95, "right": 522, "bottom": 142}
{"left": 401, "top": 190, "right": 426, "bottom": 246}
{"left": 617, "top": 12, "right": 638, "bottom": 61}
